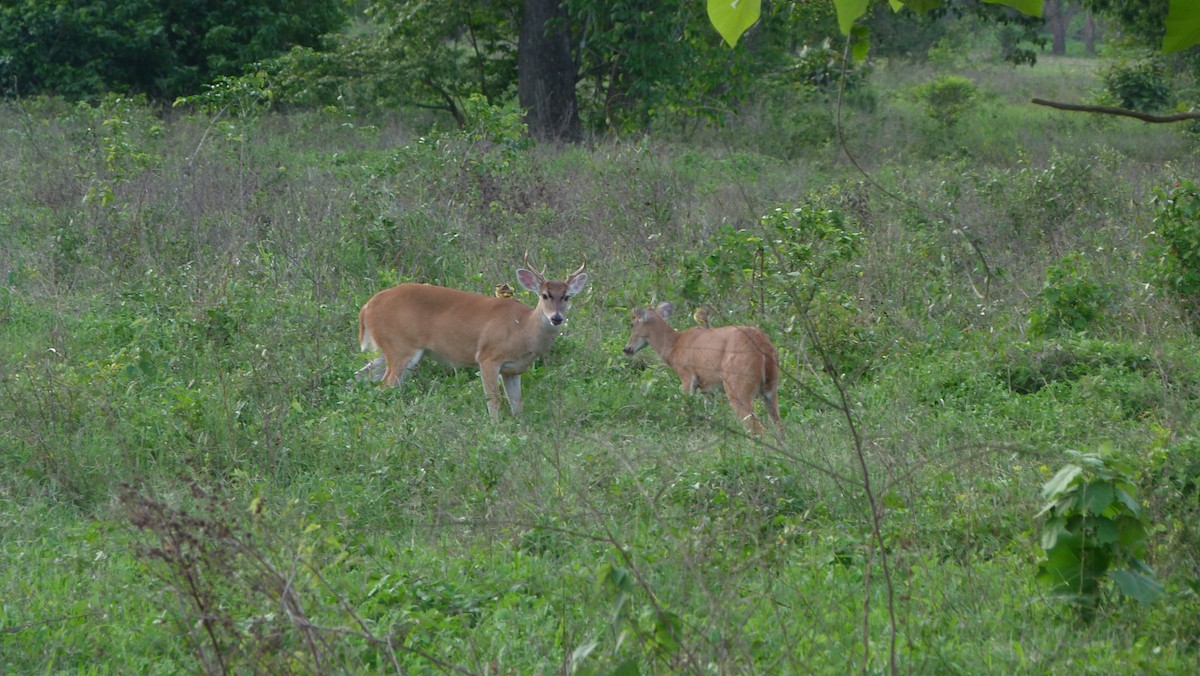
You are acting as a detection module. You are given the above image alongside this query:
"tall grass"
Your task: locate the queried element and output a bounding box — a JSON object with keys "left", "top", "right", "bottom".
{"left": 2, "top": 56, "right": 1200, "bottom": 672}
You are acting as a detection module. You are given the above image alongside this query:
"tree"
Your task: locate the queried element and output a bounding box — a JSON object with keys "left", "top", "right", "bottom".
{"left": 519, "top": 0, "right": 580, "bottom": 142}
{"left": 1045, "top": 1, "right": 1081, "bottom": 55}
{"left": 0, "top": 0, "right": 346, "bottom": 101}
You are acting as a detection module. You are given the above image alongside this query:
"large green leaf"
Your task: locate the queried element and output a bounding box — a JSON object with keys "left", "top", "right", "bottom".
{"left": 984, "top": 0, "right": 1042, "bottom": 16}
{"left": 833, "top": 0, "right": 871, "bottom": 35}
{"left": 1112, "top": 569, "right": 1165, "bottom": 604}
{"left": 1164, "top": 0, "right": 1200, "bottom": 53}
{"left": 708, "top": 0, "right": 762, "bottom": 47}
{"left": 1041, "top": 464, "right": 1082, "bottom": 499}
{"left": 1078, "top": 482, "right": 1114, "bottom": 515}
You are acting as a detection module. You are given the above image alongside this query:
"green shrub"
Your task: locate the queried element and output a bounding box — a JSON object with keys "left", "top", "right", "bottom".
{"left": 1037, "top": 446, "right": 1163, "bottom": 620}
{"left": 1148, "top": 179, "right": 1200, "bottom": 315}
{"left": 1029, "top": 253, "right": 1116, "bottom": 337}
{"left": 1101, "top": 57, "right": 1170, "bottom": 112}
{"left": 914, "top": 75, "right": 979, "bottom": 128}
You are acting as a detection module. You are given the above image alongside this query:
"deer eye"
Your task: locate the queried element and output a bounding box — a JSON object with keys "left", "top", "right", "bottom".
{"left": 542, "top": 293, "right": 550, "bottom": 300}
{"left": 563, "top": 295, "right": 571, "bottom": 301}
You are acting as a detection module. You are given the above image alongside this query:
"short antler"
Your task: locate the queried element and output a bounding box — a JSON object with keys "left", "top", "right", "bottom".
{"left": 569, "top": 254, "right": 587, "bottom": 279}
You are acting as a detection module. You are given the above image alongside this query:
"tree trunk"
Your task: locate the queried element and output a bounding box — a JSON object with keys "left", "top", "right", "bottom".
{"left": 518, "top": 0, "right": 581, "bottom": 143}
{"left": 1083, "top": 11, "right": 1098, "bottom": 56}
{"left": 1044, "top": 1, "right": 1080, "bottom": 56}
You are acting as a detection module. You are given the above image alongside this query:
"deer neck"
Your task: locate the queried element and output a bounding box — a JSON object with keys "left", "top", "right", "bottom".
{"left": 647, "top": 319, "right": 681, "bottom": 362}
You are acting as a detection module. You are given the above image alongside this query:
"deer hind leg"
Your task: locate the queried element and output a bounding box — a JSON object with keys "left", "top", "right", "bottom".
{"left": 763, "top": 389, "right": 781, "bottom": 425}
{"left": 382, "top": 349, "right": 424, "bottom": 388}
{"left": 356, "top": 355, "right": 388, "bottom": 382}
{"left": 726, "top": 385, "right": 763, "bottom": 434}
{"left": 501, "top": 373, "right": 523, "bottom": 417}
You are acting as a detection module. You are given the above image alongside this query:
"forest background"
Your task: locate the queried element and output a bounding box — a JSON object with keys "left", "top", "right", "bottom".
{"left": 3, "top": 0, "right": 1200, "bottom": 672}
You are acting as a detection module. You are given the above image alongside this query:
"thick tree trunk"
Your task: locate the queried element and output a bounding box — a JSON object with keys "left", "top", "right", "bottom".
{"left": 1044, "top": 1, "right": 1080, "bottom": 56}
{"left": 518, "top": 0, "right": 581, "bottom": 143}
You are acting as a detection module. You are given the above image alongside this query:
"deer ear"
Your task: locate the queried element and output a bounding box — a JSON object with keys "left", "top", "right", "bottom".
{"left": 656, "top": 301, "right": 674, "bottom": 319}
{"left": 516, "top": 269, "right": 542, "bottom": 293}
{"left": 566, "top": 273, "right": 588, "bottom": 296}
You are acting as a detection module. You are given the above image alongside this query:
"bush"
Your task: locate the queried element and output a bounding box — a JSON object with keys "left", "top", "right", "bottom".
{"left": 914, "top": 75, "right": 979, "bottom": 128}
{"left": 1101, "top": 57, "right": 1171, "bottom": 112}
{"left": 1147, "top": 180, "right": 1200, "bottom": 315}
{"left": 1029, "top": 253, "right": 1116, "bottom": 337}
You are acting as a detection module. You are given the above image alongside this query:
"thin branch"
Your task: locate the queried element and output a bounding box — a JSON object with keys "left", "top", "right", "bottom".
{"left": 1031, "top": 98, "right": 1200, "bottom": 123}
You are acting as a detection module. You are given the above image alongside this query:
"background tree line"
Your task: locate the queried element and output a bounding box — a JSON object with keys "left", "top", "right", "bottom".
{"left": 0, "top": 0, "right": 1193, "bottom": 140}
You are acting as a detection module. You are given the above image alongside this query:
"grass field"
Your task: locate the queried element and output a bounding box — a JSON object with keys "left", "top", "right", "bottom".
{"left": 2, "top": 55, "right": 1200, "bottom": 672}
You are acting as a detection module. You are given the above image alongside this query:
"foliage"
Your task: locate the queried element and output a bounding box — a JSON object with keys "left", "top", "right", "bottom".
{"left": 1147, "top": 179, "right": 1200, "bottom": 315}
{"left": 1036, "top": 447, "right": 1164, "bottom": 618}
{"left": 0, "top": 0, "right": 345, "bottom": 101}
{"left": 1029, "top": 253, "right": 1116, "bottom": 337}
{"left": 1100, "top": 56, "right": 1171, "bottom": 112}
{"left": 913, "top": 75, "right": 979, "bottom": 128}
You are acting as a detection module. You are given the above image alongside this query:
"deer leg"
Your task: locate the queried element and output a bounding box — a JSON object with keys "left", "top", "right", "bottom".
{"left": 382, "top": 349, "right": 423, "bottom": 388}
{"left": 356, "top": 355, "right": 388, "bottom": 382}
{"left": 479, "top": 362, "right": 504, "bottom": 420}
{"left": 763, "top": 390, "right": 781, "bottom": 425}
{"left": 726, "top": 387, "right": 763, "bottom": 434}
{"left": 502, "top": 374, "right": 523, "bottom": 416}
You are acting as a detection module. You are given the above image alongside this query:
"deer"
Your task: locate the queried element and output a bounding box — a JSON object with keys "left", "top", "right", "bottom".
{"left": 356, "top": 255, "right": 588, "bottom": 420}
{"left": 623, "top": 301, "right": 781, "bottom": 434}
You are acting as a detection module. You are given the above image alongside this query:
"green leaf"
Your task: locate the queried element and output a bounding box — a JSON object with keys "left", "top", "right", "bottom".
{"left": 707, "top": 0, "right": 762, "bottom": 48}
{"left": 1091, "top": 516, "right": 1118, "bottom": 545}
{"left": 1040, "top": 517, "right": 1068, "bottom": 550}
{"left": 983, "top": 0, "right": 1043, "bottom": 17}
{"left": 1078, "top": 482, "right": 1114, "bottom": 515}
{"left": 1041, "top": 464, "right": 1082, "bottom": 499}
{"left": 833, "top": 0, "right": 871, "bottom": 35}
{"left": 1112, "top": 569, "right": 1165, "bottom": 604}
{"left": 1164, "top": 0, "right": 1200, "bottom": 53}
{"left": 893, "top": 0, "right": 943, "bottom": 12}
{"left": 851, "top": 25, "right": 870, "bottom": 62}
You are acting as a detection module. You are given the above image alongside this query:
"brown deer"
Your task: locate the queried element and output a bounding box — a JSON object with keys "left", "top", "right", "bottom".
{"left": 623, "top": 302, "right": 780, "bottom": 433}
{"left": 357, "top": 256, "right": 588, "bottom": 419}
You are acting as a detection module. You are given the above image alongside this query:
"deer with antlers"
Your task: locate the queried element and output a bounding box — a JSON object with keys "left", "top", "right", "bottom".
{"left": 357, "top": 255, "right": 588, "bottom": 419}
{"left": 624, "top": 301, "right": 780, "bottom": 433}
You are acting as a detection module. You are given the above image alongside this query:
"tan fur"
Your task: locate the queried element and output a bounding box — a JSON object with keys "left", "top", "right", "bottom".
{"left": 624, "top": 302, "right": 780, "bottom": 433}
{"left": 357, "top": 261, "right": 587, "bottom": 419}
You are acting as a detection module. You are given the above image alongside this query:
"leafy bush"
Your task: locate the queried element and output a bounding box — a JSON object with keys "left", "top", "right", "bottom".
{"left": 1029, "top": 253, "right": 1116, "bottom": 337}
{"left": 914, "top": 75, "right": 979, "bottom": 128}
{"left": 1148, "top": 180, "right": 1200, "bottom": 315}
{"left": 1037, "top": 447, "right": 1163, "bottom": 619}
{"left": 1101, "top": 57, "right": 1170, "bottom": 112}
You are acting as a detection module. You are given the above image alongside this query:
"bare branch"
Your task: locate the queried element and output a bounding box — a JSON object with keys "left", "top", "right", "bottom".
{"left": 1031, "top": 98, "right": 1200, "bottom": 123}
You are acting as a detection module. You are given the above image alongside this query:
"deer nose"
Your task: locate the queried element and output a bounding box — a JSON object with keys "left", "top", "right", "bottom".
{"left": 550, "top": 314, "right": 564, "bottom": 325}
{"left": 623, "top": 346, "right": 634, "bottom": 355}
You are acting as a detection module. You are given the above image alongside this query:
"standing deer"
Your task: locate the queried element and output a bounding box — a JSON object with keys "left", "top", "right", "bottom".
{"left": 356, "top": 257, "right": 588, "bottom": 419}
{"left": 623, "top": 301, "right": 781, "bottom": 433}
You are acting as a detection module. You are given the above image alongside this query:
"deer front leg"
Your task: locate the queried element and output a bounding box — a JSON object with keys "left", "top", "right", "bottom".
{"left": 479, "top": 362, "right": 505, "bottom": 420}
{"left": 356, "top": 355, "right": 387, "bottom": 382}
{"left": 502, "top": 373, "right": 523, "bottom": 416}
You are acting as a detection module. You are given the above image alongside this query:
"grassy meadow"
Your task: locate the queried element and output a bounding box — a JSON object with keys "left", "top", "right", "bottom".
{"left": 2, "top": 55, "right": 1200, "bottom": 672}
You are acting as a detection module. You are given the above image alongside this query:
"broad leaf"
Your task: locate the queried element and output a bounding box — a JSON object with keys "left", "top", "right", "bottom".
{"left": 1112, "top": 569, "right": 1165, "bottom": 604}
{"left": 1091, "top": 516, "right": 1118, "bottom": 545}
{"left": 893, "top": 0, "right": 943, "bottom": 12}
{"left": 984, "top": 0, "right": 1043, "bottom": 17}
{"left": 1040, "top": 516, "right": 1068, "bottom": 550}
{"left": 1041, "top": 464, "right": 1082, "bottom": 499}
{"left": 1078, "top": 482, "right": 1114, "bottom": 515}
{"left": 833, "top": 0, "right": 871, "bottom": 35}
{"left": 1164, "top": 0, "right": 1200, "bottom": 53}
{"left": 708, "top": 0, "right": 762, "bottom": 48}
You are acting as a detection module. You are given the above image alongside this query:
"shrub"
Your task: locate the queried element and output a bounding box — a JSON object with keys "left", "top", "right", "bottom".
{"left": 1036, "top": 446, "right": 1163, "bottom": 620}
{"left": 1101, "top": 57, "right": 1170, "bottom": 112}
{"left": 1029, "top": 253, "right": 1116, "bottom": 337}
{"left": 914, "top": 75, "right": 978, "bottom": 128}
{"left": 1147, "top": 179, "right": 1200, "bottom": 315}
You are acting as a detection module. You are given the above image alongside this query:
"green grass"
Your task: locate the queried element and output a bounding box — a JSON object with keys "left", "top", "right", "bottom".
{"left": 3, "top": 56, "right": 1200, "bottom": 672}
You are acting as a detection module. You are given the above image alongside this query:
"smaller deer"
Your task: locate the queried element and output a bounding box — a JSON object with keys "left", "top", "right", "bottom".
{"left": 623, "top": 302, "right": 781, "bottom": 433}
